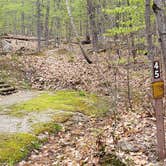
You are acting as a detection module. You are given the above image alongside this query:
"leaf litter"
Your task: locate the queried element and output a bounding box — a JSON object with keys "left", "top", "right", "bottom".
{"left": 12, "top": 46, "right": 166, "bottom": 165}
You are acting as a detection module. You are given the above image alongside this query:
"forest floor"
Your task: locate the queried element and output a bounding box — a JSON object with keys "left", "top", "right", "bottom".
{"left": 0, "top": 42, "right": 166, "bottom": 165}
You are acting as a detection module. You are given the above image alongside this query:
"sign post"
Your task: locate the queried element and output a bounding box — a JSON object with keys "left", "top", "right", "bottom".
{"left": 152, "top": 61, "right": 165, "bottom": 160}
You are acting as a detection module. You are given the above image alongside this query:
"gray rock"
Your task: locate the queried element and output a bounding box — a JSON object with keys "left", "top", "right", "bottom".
{"left": 118, "top": 140, "right": 140, "bottom": 152}
{"left": 70, "top": 112, "right": 89, "bottom": 123}
{"left": 1, "top": 40, "right": 13, "bottom": 52}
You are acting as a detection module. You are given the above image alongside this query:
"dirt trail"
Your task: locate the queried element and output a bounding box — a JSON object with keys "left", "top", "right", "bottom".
{"left": 0, "top": 91, "right": 60, "bottom": 133}
{"left": 0, "top": 90, "right": 41, "bottom": 107}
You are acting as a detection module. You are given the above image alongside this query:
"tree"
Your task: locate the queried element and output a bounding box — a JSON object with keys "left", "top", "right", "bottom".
{"left": 36, "top": 0, "right": 42, "bottom": 52}
{"left": 86, "top": 0, "right": 99, "bottom": 52}
{"left": 153, "top": 0, "right": 166, "bottom": 70}
{"left": 65, "top": 0, "right": 92, "bottom": 64}
{"left": 145, "top": 0, "right": 153, "bottom": 61}
{"left": 45, "top": 0, "right": 50, "bottom": 47}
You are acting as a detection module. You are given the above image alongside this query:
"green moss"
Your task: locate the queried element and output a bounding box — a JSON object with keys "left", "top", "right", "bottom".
{"left": 9, "top": 90, "right": 109, "bottom": 117}
{"left": 52, "top": 112, "right": 74, "bottom": 123}
{"left": 57, "top": 48, "right": 69, "bottom": 55}
{"left": 0, "top": 90, "right": 109, "bottom": 164}
{"left": 32, "top": 122, "right": 62, "bottom": 135}
{"left": 0, "top": 133, "right": 40, "bottom": 165}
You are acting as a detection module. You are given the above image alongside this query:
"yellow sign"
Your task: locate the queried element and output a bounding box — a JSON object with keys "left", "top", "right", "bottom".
{"left": 152, "top": 81, "right": 164, "bottom": 99}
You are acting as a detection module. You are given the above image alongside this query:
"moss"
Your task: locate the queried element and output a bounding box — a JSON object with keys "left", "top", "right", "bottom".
{"left": 0, "top": 133, "right": 40, "bottom": 165}
{"left": 0, "top": 90, "right": 109, "bottom": 164}
{"left": 57, "top": 48, "right": 69, "bottom": 55}
{"left": 52, "top": 112, "right": 74, "bottom": 123}
{"left": 9, "top": 90, "right": 109, "bottom": 117}
{"left": 32, "top": 122, "right": 62, "bottom": 135}
{"left": 31, "top": 52, "right": 45, "bottom": 57}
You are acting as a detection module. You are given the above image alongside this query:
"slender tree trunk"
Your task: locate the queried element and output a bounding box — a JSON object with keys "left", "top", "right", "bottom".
{"left": 65, "top": 0, "right": 92, "bottom": 64}
{"left": 21, "top": 0, "right": 25, "bottom": 35}
{"left": 86, "top": 0, "right": 98, "bottom": 52}
{"left": 153, "top": 0, "right": 166, "bottom": 69}
{"left": 145, "top": 0, "right": 153, "bottom": 61}
{"left": 36, "top": 0, "right": 41, "bottom": 52}
{"left": 45, "top": 0, "right": 50, "bottom": 47}
{"left": 13, "top": 12, "right": 17, "bottom": 35}
{"left": 54, "top": 1, "right": 61, "bottom": 46}
{"left": 126, "top": 0, "right": 136, "bottom": 62}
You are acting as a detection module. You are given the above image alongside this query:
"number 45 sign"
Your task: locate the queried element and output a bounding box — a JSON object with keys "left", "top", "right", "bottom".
{"left": 153, "top": 61, "right": 160, "bottom": 79}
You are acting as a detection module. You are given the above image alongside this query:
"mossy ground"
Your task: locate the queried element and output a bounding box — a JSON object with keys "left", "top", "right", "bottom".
{"left": 0, "top": 133, "right": 40, "bottom": 165}
{"left": 32, "top": 122, "right": 62, "bottom": 135}
{"left": 9, "top": 90, "right": 109, "bottom": 117}
{"left": 0, "top": 90, "right": 109, "bottom": 164}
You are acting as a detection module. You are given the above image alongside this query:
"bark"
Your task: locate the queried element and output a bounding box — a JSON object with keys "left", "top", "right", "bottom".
{"left": 145, "top": 0, "right": 154, "bottom": 61}
{"left": 153, "top": 0, "right": 166, "bottom": 69}
{"left": 65, "top": 0, "right": 92, "bottom": 64}
{"left": 126, "top": 0, "right": 136, "bottom": 62}
{"left": 86, "top": 0, "right": 99, "bottom": 52}
{"left": 21, "top": 0, "right": 25, "bottom": 35}
{"left": 36, "top": 0, "right": 42, "bottom": 52}
{"left": 54, "top": 0, "right": 61, "bottom": 46}
{"left": 1, "top": 35, "right": 46, "bottom": 41}
{"left": 45, "top": 0, "right": 50, "bottom": 47}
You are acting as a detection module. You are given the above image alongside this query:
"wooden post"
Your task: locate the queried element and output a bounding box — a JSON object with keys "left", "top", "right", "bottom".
{"left": 155, "top": 99, "right": 165, "bottom": 160}
{"left": 152, "top": 61, "right": 165, "bottom": 160}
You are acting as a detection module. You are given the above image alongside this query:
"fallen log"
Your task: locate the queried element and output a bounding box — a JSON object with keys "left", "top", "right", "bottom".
{"left": 1, "top": 35, "right": 46, "bottom": 41}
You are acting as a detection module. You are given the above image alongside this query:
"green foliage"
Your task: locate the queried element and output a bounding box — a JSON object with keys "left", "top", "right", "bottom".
{"left": 0, "top": 0, "right": 87, "bottom": 36}
{"left": 104, "top": 0, "right": 145, "bottom": 37}
{"left": 0, "top": 0, "right": 150, "bottom": 41}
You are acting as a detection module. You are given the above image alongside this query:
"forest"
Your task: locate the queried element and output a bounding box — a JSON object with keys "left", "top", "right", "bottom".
{"left": 0, "top": 0, "right": 166, "bottom": 165}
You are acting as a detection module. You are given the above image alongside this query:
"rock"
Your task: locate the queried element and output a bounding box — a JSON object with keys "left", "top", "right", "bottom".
{"left": 117, "top": 140, "right": 140, "bottom": 152}
{"left": 70, "top": 113, "right": 89, "bottom": 123}
{"left": 38, "top": 133, "right": 48, "bottom": 141}
{"left": 1, "top": 40, "right": 13, "bottom": 52}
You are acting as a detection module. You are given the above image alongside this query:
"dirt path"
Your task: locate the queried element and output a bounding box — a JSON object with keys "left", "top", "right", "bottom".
{"left": 0, "top": 91, "right": 60, "bottom": 133}
{"left": 0, "top": 90, "right": 41, "bottom": 107}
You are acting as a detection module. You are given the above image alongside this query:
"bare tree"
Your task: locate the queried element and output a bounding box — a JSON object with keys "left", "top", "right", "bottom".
{"left": 86, "top": 0, "right": 99, "bottom": 52}
{"left": 145, "top": 0, "right": 153, "bottom": 61}
{"left": 65, "top": 0, "right": 92, "bottom": 64}
{"left": 45, "top": 0, "right": 50, "bottom": 47}
{"left": 21, "top": 0, "right": 25, "bottom": 35}
{"left": 36, "top": 0, "right": 42, "bottom": 52}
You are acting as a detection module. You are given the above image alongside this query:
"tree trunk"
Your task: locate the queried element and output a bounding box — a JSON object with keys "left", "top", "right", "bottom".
{"left": 86, "top": 0, "right": 98, "bottom": 52}
{"left": 65, "top": 0, "right": 92, "bottom": 64}
{"left": 145, "top": 0, "right": 153, "bottom": 61}
{"left": 153, "top": 0, "right": 166, "bottom": 69}
{"left": 21, "top": 0, "right": 25, "bottom": 35}
{"left": 36, "top": 0, "right": 42, "bottom": 52}
{"left": 45, "top": 0, "right": 50, "bottom": 47}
